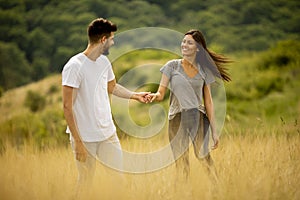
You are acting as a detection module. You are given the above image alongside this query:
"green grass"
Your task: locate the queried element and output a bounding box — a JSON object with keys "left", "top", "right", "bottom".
{"left": 0, "top": 40, "right": 299, "bottom": 200}
{"left": 0, "top": 40, "right": 299, "bottom": 148}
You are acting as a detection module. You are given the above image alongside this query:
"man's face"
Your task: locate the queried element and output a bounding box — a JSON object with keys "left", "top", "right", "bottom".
{"left": 102, "top": 33, "right": 115, "bottom": 55}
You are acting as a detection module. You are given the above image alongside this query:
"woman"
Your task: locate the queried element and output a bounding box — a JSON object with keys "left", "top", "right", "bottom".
{"left": 149, "top": 29, "right": 231, "bottom": 178}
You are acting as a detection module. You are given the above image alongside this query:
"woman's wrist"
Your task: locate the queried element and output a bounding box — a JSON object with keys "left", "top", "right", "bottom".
{"left": 156, "top": 92, "right": 162, "bottom": 100}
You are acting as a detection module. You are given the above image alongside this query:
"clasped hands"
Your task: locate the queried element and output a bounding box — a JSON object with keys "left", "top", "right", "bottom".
{"left": 132, "top": 92, "right": 158, "bottom": 104}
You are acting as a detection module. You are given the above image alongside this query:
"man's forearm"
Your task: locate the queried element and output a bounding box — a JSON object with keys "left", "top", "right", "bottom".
{"left": 63, "top": 86, "right": 81, "bottom": 141}
{"left": 112, "top": 83, "right": 134, "bottom": 99}
{"left": 64, "top": 109, "right": 81, "bottom": 141}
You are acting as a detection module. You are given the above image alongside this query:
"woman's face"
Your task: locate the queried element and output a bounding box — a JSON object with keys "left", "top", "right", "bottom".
{"left": 181, "top": 35, "right": 198, "bottom": 57}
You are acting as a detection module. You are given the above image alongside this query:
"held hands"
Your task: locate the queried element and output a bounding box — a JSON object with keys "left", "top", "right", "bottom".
{"left": 147, "top": 93, "right": 159, "bottom": 103}
{"left": 132, "top": 92, "right": 158, "bottom": 103}
{"left": 132, "top": 92, "right": 151, "bottom": 103}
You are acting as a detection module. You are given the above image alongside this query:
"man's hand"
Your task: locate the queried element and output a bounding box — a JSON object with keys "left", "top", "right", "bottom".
{"left": 75, "top": 140, "right": 88, "bottom": 162}
{"left": 132, "top": 92, "right": 151, "bottom": 103}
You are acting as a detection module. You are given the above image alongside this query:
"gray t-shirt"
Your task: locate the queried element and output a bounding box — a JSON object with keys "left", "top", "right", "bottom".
{"left": 160, "top": 59, "right": 215, "bottom": 119}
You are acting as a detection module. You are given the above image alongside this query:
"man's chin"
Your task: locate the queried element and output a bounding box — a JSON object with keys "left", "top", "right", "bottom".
{"left": 103, "top": 49, "right": 109, "bottom": 56}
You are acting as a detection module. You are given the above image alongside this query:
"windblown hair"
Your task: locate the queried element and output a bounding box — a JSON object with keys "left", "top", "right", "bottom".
{"left": 185, "top": 29, "right": 231, "bottom": 82}
{"left": 87, "top": 18, "right": 117, "bottom": 44}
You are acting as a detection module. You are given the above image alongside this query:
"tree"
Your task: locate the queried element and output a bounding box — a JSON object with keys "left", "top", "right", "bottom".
{"left": 0, "top": 42, "right": 32, "bottom": 90}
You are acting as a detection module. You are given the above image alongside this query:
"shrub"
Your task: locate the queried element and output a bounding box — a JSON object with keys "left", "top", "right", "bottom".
{"left": 0, "top": 108, "right": 68, "bottom": 149}
{"left": 254, "top": 70, "right": 284, "bottom": 97}
{"left": 24, "top": 90, "right": 46, "bottom": 112}
{"left": 48, "top": 84, "right": 59, "bottom": 95}
{"left": 258, "top": 40, "right": 300, "bottom": 70}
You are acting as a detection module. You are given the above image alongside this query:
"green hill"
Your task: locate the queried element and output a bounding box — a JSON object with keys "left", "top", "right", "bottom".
{"left": 0, "top": 39, "right": 299, "bottom": 150}
{"left": 226, "top": 40, "right": 300, "bottom": 127}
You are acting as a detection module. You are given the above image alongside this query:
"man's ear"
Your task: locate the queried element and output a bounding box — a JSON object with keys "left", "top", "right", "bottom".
{"left": 100, "top": 36, "right": 107, "bottom": 44}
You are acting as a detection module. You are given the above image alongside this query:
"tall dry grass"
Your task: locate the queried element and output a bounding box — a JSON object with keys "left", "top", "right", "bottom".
{"left": 0, "top": 126, "right": 299, "bottom": 200}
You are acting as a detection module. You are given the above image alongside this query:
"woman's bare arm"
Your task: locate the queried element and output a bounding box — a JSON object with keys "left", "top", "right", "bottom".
{"left": 203, "top": 84, "right": 219, "bottom": 149}
{"left": 150, "top": 74, "right": 169, "bottom": 102}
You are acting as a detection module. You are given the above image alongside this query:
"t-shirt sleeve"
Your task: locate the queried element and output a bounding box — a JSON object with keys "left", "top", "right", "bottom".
{"left": 160, "top": 60, "right": 175, "bottom": 79}
{"left": 62, "top": 60, "right": 82, "bottom": 88}
{"left": 107, "top": 63, "right": 115, "bottom": 82}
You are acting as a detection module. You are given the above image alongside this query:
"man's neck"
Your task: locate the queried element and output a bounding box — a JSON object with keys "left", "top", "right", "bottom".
{"left": 83, "top": 44, "right": 104, "bottom": 61}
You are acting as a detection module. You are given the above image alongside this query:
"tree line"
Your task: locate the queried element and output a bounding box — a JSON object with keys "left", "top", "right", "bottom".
{"left": 0, "top": 0, "right": 299, "bottom": 90}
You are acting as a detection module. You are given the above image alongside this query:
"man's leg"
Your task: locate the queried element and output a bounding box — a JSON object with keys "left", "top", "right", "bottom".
{"left": 96, "top": 133, "right": 123, "bottom": 171}
{"left": 71, "top": 140, "right": 97, "bottom": 197}
{"left": 96, "top": 133, "right": 124, "bottom": 198}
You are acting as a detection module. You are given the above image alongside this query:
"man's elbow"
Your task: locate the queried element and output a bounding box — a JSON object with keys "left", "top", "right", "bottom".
{"left": 63, "top": 102, "right": 72, "bottom": 115}
{"left": 108, "top": 82, "right": 116, "bottom": 94}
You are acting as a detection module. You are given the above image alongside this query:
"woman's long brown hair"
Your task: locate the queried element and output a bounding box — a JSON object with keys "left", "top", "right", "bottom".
{"left": 185, "top": 29, "right": 231, "bottom": 82}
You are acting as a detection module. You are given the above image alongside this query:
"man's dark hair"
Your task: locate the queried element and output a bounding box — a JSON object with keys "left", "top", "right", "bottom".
{"left": 87, "top": 18, "right": 117, "bottom": 43}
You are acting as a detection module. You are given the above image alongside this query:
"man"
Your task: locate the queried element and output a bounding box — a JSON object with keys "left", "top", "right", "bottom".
{"left": 62, "top": 18, "right": 149, "bottom": 193}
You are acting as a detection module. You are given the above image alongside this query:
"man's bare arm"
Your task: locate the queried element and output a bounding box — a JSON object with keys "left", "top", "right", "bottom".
{"left": 108, "top": 79, "right": 150, "bottom": 103}
{"left": 62, "top": 85, "right": 87, "bottom": 162}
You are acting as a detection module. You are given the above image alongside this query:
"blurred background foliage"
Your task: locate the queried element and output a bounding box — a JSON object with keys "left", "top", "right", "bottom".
{"left": 0, "top": 0, "right": 299, "bottom": 90}
{"left": 0, "top": 0, "right": 299, "bottom": 148}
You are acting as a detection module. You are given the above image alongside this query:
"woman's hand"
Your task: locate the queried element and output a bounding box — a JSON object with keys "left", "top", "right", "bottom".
{"left": 211, "top": 132, "right": 219, "bottom": 150}
{"left": 146, "top": 92, "right": 160, "bottom": 103}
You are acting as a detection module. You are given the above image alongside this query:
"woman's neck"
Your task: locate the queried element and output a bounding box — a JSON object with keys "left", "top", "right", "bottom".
{"left": 182, "top": 55, "right": 197, "bottom": 66}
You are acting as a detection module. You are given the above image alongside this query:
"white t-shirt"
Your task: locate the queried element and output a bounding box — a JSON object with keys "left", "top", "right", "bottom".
{"left": 62, "top": 53, "right": 116, "bottom": 142}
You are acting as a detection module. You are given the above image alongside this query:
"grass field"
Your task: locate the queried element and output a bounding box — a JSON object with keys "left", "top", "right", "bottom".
{"left": 0, "top": 44, "right": 299, "bottom": 200}
{"left": 1, "top": 123, "right": 299, "bottom": 200}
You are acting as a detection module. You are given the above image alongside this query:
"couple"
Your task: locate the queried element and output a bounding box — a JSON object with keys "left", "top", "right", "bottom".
{"left": 62, "top": 18, "right": 231, "bottom": 190}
